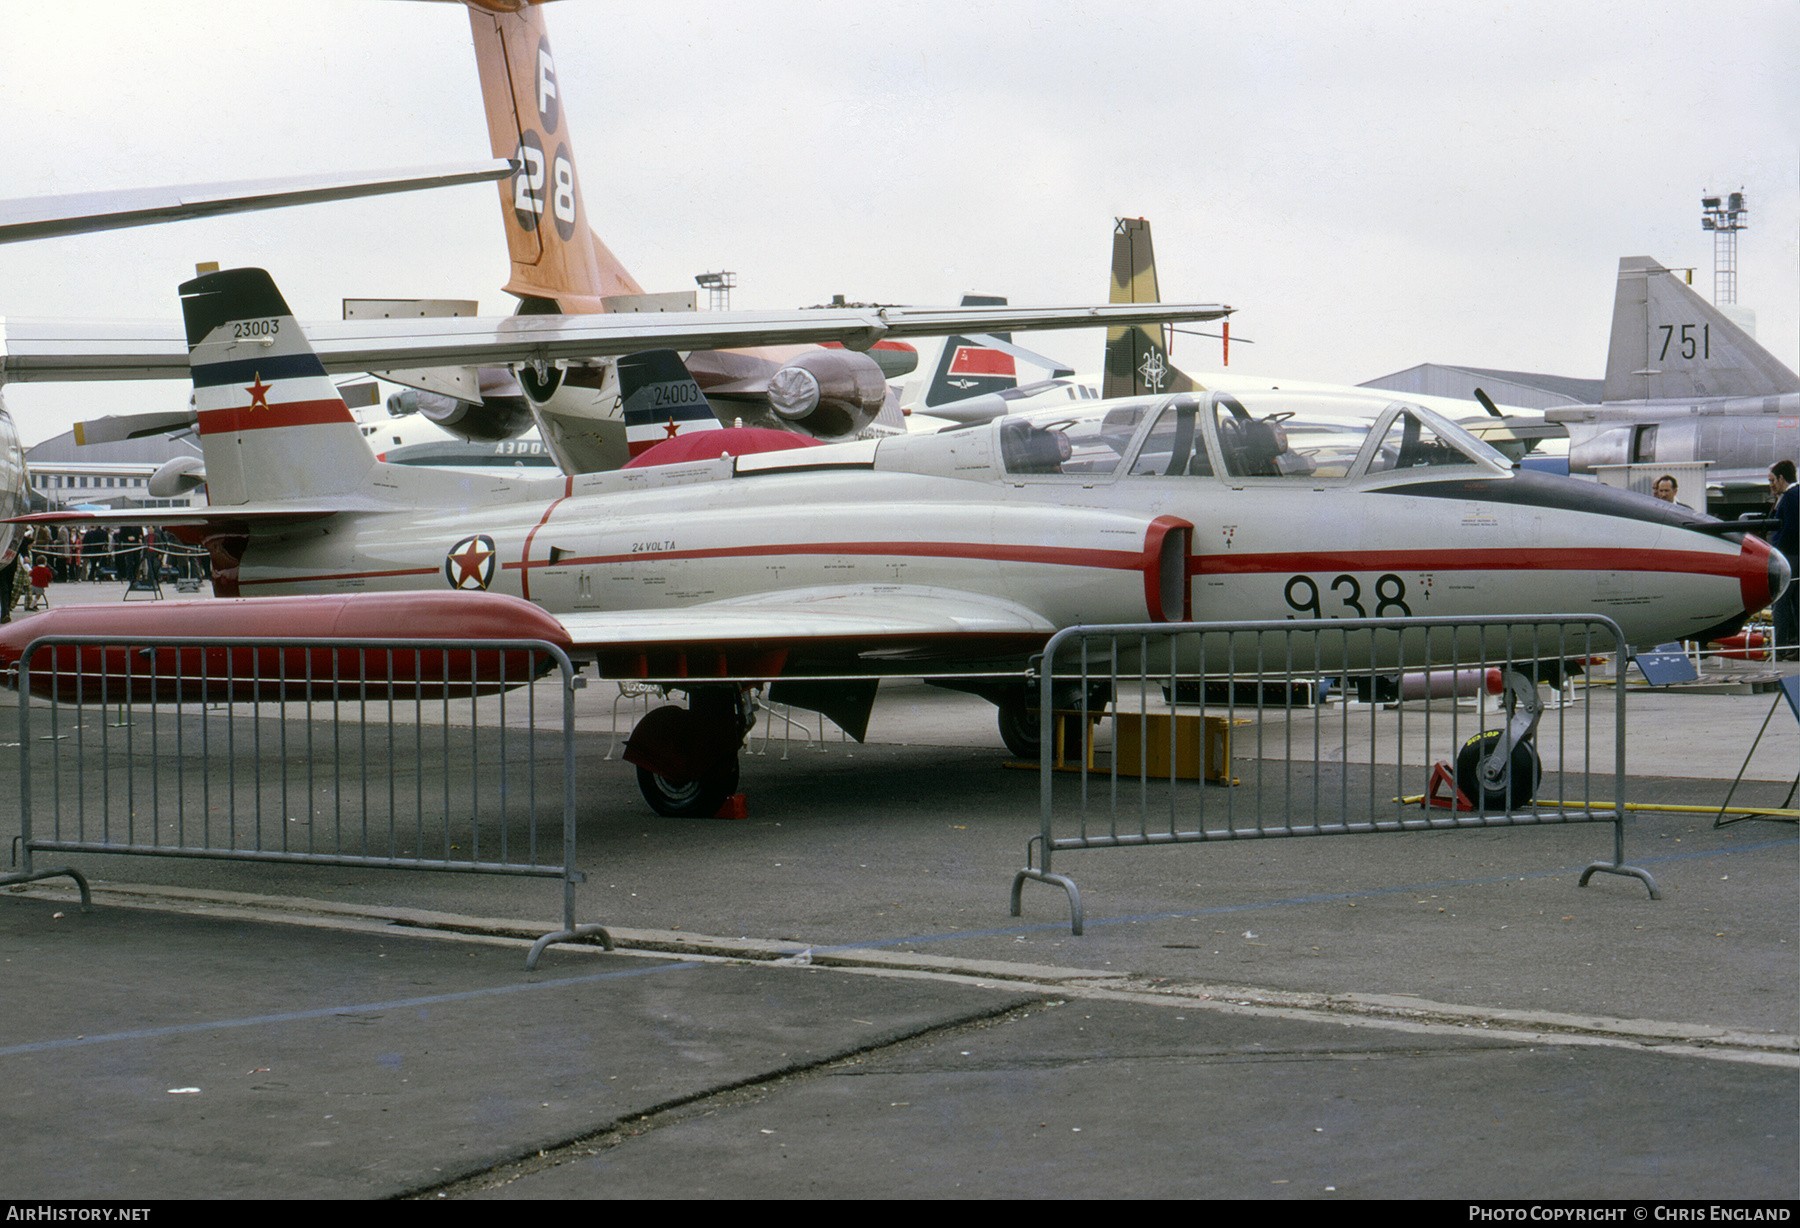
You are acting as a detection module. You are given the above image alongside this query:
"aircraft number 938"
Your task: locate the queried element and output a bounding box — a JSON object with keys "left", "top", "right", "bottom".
{"left": 1284, "top": 573, "right": 1412, "bottom": 619}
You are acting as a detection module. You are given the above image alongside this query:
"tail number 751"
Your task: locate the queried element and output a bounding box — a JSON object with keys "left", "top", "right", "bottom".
{"left": 1284, "top": 573, "right": 1411, "bottom": 619}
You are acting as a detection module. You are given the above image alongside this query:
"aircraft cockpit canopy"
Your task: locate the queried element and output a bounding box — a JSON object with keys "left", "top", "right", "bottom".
{"left": 998, "top": 391, "right": 1510, "bottom": 482}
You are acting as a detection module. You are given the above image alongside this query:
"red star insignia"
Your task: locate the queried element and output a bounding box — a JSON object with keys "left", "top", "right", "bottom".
{"left": 449, "top": 540, "right": 494, "bottom": 588}
{"left": 245, "top": 374, "right": 271, "bottom": 410}
{"left": 663, "top": 417, "right": 681, "bottom": 439}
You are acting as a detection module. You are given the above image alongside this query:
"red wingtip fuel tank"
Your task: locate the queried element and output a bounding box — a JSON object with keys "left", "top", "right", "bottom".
{"left": 0, "top": 592, "right": 573, "bottom": 704}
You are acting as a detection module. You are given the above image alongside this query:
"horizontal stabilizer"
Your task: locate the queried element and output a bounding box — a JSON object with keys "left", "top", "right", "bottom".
{"left": 73, "top": 409, "right": 197, "bottom": 445}
{"left": 960, "top": 334, "right": 1076, "bottom": 378}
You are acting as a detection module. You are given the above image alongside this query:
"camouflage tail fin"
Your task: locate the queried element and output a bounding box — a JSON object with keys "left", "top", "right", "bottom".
{"left": 468, "top": 2, "right": 644, "bottom": 313}
{"left": 180, "top": 269, "right": 373, "bottom": 506}
{"left": 1103, "top": 218, "right": 1200, "bottom": 399}
{"left": 1602, "top": 256, "right": 1800, "bottom": 403}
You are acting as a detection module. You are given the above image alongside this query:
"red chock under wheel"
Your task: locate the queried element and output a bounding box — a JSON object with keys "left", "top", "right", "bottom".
{"left": 1424, "top": 761, "right": 1475, "bottom": 812}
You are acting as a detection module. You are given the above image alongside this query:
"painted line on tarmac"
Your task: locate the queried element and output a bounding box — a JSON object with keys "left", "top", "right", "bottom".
{"left": 4, "top": 834, "right": 1791, "bottom": 1070}
{"left": 839, "top": 834, "right": 1800, "bottom": 947}
{"left": 0, "top": 958, "right": 704, "bottom": 1059}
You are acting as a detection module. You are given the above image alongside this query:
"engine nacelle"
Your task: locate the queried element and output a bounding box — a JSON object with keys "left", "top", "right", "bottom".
{"left": 386, "top": 387, "right": 536, "bottom": 443}
{"left": 148, "top": 456, "right": 207, "bottom": 498}
{"left": 766, "top": 349, "right": 887, "bottom": 438}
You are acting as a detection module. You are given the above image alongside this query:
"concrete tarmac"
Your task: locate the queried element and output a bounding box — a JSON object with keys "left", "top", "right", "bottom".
{"left": 1, "top": 594, "right": 1795, "bottom": 1199}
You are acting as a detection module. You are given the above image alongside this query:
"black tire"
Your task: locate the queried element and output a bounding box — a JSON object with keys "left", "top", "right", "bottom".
{"left": 635, "top": 757, "right": 740, "bottom": 818}
{"left": 1455, "top": 730, "right": 1540, "bottom": 810}
{"left": 997, "top": 701, "right": 1089, "bottom": 762}
{"left": 997, "top": 700, "right": 1040, "bottom": 759}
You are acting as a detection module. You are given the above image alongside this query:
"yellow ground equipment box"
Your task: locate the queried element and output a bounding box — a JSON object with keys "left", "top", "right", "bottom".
{"left": 1111, "top": 711, "right": 1237, "bottom": 783}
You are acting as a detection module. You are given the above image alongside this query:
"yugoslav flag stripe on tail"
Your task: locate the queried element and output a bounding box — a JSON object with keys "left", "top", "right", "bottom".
{"left": 189, "top": 352, "right": 329, "bottom": 389}
{"left": 180, "top": 267, "right": 372, "bottom": 505}
{"left": 621, "top": 350, "right": 721, "bottom": 455}
{"left": 196, "top": 398, "right": 356, "bottom": 437}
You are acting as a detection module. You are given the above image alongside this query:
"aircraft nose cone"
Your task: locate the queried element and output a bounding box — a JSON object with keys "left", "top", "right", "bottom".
{"left": 1732, "top": 530, "right": 1790, "bottom": 615}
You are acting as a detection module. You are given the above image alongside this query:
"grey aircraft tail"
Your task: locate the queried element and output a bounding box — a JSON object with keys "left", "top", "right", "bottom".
{"left": 1602, "top": 256, "right": 1800, "bottom": 403}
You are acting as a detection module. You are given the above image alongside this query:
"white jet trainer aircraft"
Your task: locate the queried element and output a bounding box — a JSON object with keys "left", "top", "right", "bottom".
{"left": 5, "top": 267, "right": 1789, "bottom": 817}
{"left": 10, "top": 270, "right": 1785, "bottom": 813}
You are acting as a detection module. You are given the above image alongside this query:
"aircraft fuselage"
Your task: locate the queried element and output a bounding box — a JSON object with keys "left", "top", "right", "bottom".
{"left": 226, "top": 392, "right": 1786, "bottom": 675}
{"left": 1555, "top": 392, "right": 1800, "bottom": 484}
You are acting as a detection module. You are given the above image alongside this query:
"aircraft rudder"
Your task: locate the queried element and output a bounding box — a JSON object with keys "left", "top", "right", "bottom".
{"left": 1110, "top": 217, "right": 1160, "bottom": 305}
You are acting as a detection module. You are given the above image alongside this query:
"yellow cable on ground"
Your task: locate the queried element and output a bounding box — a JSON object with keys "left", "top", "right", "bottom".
{"left": 1398, "top": 795, "right": 1797, "bottom": 819}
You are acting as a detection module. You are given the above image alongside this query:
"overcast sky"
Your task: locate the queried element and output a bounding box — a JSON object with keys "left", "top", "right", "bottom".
{"left": 2, "top": 0, "right": 1796, "bottom": 445}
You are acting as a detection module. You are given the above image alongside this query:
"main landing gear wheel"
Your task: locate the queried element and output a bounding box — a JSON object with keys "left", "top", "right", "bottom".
{"left": 623, "top": 692, "right": 754, "bottom": 818}
{"left": 635, "top": 759, "right": 741, "bottom": 819}
{"left": 1454, "top": 730, "right": 1541, "bottom": 811}
{"left": 998, "top": 699, "right": 1089, "bottom": 762}
{"left": 997, "top": 700, "right": 1041, "bottom": 760}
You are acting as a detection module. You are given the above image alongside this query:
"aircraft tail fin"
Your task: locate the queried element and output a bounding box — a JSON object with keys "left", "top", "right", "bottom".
{"left": 180, "top": 268, "right": 374, "bottom": 506}
{"left": 1602, "top": 256, "right": 1800, "bottom": 403}
{"left": 924, "top": 296, "right": 1019, "bottom": 407}
{"left": 621, "top": 350, "right": 721, "bottom": 458}
{"left": 468, "top": 3, "right": 643, "bottom": 313}
{"left": 1104, "top": 218, "right": 1200, "bottom": 399}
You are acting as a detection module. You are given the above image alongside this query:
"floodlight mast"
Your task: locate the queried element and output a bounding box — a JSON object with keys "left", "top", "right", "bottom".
{"left": 1699, "top": 189, "right": 1748, "bottom": 306}
{"left": 694, "top": 271, "right": 737, "bottom": 312}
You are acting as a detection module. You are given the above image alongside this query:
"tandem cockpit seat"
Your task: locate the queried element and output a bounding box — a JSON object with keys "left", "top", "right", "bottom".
{"left": 1216, "top": 397, "right": 1313, "bottom": 479}
{"left": 1000, "top": 419, "right": 1072, "bottom": 474}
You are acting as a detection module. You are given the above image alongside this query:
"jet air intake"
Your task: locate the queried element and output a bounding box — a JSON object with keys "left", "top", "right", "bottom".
{"left": 766, "top": 349, "right": 888, "bottom": 438}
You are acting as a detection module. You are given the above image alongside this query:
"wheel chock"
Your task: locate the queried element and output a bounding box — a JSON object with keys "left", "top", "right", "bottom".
{"left": 713, "top": 793, "right": 749, "bottom": 820}
{"left": 1424, "top": 761, "right": 1474, "bottom": 811}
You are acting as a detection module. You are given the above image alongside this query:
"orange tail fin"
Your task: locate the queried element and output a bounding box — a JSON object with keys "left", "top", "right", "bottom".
{"left": 468, "top": 2, "right": 644, "bottom": 313}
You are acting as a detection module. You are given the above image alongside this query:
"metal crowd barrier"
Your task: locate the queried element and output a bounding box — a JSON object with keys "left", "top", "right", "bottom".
{"left": 1012, "top": 615, "right": 1651, "bottom": 934}
{"left": 5, "top": 634, "right": 607, "bottom": 968}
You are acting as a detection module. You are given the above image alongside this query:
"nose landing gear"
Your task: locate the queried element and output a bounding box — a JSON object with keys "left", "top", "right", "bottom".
{"left": 1452, "top": 669, "right": 1545, "bottom": 810}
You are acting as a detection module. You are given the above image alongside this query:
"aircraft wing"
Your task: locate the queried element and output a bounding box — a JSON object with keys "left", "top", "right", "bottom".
{"left": 0, "top": 301, "right": 1232, "bottom": 383}
{"left": 555, "top": 586, "right": 1057, "bottom": 674}
{"left": 8, "top": 506, "right": 346, "bottom": 528}
{"left": 0, "top": 162, "right": 516, "bottom": 245}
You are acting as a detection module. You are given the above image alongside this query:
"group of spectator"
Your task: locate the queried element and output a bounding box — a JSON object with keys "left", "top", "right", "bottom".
{"left": 0, "top": 525, "right": 211, "bottom": 623}
{"left": 1647, "top": 465, "right": 1796, "bottom": 661}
